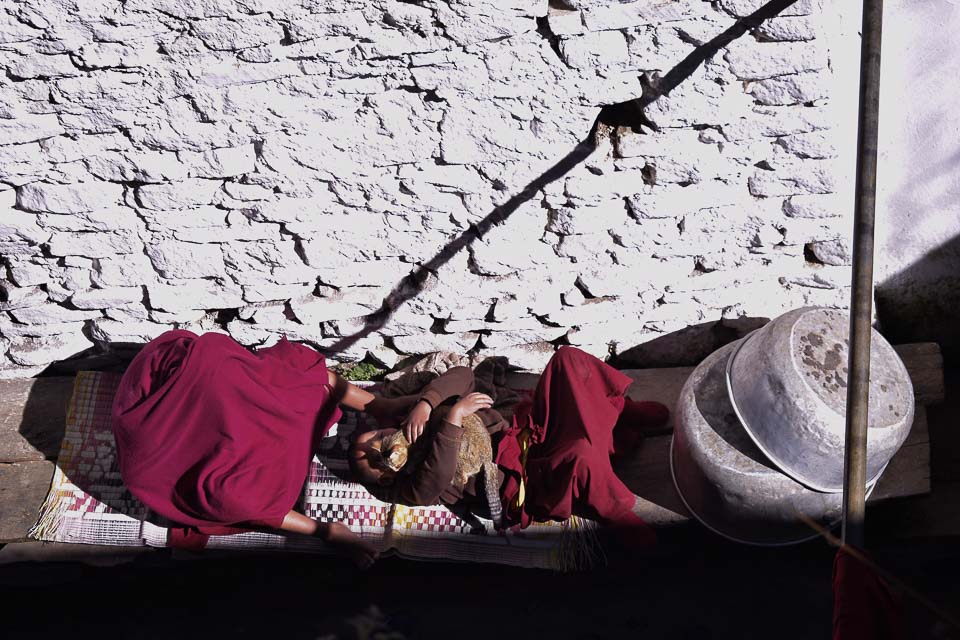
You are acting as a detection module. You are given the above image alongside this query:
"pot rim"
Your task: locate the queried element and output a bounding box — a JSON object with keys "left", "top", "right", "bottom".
{"left": 725, "top": 328, "right": 889, "bottom": 493}
{"left": 669, "top": 434, "right": 843, "bottom": 547}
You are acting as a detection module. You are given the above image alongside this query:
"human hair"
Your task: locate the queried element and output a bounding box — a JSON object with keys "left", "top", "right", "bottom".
{"left": 347, "top": 428, "right": 386, "bottom": 486}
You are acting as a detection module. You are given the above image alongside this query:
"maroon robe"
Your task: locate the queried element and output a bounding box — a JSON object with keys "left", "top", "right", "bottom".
{"left": 112, "top": 330, "right": 341, "bottom": 533}
{"left": 496, "top": 347, "right": 656, "bottom": 548}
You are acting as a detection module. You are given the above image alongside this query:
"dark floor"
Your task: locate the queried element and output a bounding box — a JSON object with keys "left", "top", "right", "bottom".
{"left": 2, "top": 524, "right": 958, "bottom": 640}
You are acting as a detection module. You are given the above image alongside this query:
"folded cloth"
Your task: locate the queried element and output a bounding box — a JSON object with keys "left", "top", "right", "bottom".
{"left": 833, "top": 547, "right": 905, "bottom": 640}
{"left": 112, "top": 330, "right": 341, "bottom": 534}
{"left": 496, "top": 347, "right": 656, "bottom": 549}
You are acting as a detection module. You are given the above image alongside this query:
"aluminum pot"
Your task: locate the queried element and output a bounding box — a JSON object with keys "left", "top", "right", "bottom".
{"left": 671, "top": 340, "right": 860, "bottom": 546}
{"left": 725, "top": 307, "right": 914, "bottom": 493}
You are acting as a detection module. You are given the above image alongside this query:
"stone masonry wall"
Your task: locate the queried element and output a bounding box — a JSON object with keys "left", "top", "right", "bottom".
{"left": 0, "top": 0, "right": 852, "bottom": 376}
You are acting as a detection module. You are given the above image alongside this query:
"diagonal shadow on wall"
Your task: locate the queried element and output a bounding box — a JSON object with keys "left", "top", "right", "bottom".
{"left": 876, "top": 234, "right": 960, "bottom": 362}
{"left": 322, "top": 0, "right": 801, "bottom": 358}
{"left": 11, "top": 0, "right": 804, "bottom": 533}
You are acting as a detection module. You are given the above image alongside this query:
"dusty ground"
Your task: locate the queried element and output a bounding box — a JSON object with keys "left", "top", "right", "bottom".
{"left": 1, "top": 524, "right": 958, "bottom": 640}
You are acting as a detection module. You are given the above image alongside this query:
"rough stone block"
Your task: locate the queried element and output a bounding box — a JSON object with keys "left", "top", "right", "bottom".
{"left": 192, "top": 15, "right": 283, "bottom": 51}
{"left": 0, "top": 284, "right": 47, "bottom": 312}
{"left": 807, "top": 238, "right": 852, "bottom": 266}
{"left": 480, "top": 326, "right": 569, "bottom": 349}
{"left": 0, "top": 114, "right": 65, "bottom": 146}
{"left": 749, "top": 72, "right": 829, "bottom": 106}
{"left": 627, "top": 183, "right": 747, "bottom": 219}
{"left": 85, "top": 152, "right": 189, "bottom": 184}
{"left": 783, "top": 193, "right": 844, "bottom": 218}
{"left": 559, "top": 31, "right": 629, "bottom": 70}
{"left": 483, "top": 341, "right": 556, "bottom": 372}
{"left": 723, "top": 105, "right": 832, "bottom": 141}
{"left": 748, "top": 160, "right": 835, "bottom": 197}
{"left": 223, "top": 182, "right": 274, "bottom": 202}
{"left": 0, "top": 209, "right": 49, "bottom": 246}
{"left": 147, "top": 280, "right": 243, "bottom": 312}
{"left": 581, "top": 1, "right": 699, "bottom": 31}
{"left": 8, "top": 303, "right": 100, "bottom": 325}
{"left": 0, "top": 13, "right": 43, "bottom": 44}
{"left": 547, "top": 8, "right": 585, "bottom": 36}
{"left": 7, "top": 53, "right": 78, "bottom": 80}
{"left": 775, "top": 131, "right": 837, "bottom": 159}
{"left": 290, "top": 296, "right": 378, "bottom": 326}
{"left": 756, "top": 16, "right": 819, "bottom": 42}
{"left": 87, "top": 319, "right": 169, "bottom": 345}
{"left": 47, "top": 230, "right": 141, "bottom": 258}
{"left": 7, "top": 332, "right": 94, "bottom": 366}
{"left": 179, "top": 145, "right": 256, "bottom": 179}
{"left": 392, "top": 332, "right": 480, "bottom": 355}
{"left": 69, "top": 286, "right": 144, "bottom": 309}
{"left": 719, "top": 0, "right": 822, "bottom": 18}
{"left": 92, "top": 253, "right": 159, "bottom": 287}
{"left": 725, "top": 39, "right": 828, "bottom": 80}
{"left": 145, "top": 241, "right": 225, "bottom": 279}
{"left": 135, "top": 179, "right": 224, "bottom": 210}
{"left": 17, "top": 182, "right": 123, "bottom": 214}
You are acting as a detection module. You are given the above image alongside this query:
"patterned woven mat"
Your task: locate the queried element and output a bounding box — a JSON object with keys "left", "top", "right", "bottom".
{"left": 30, "top": 371, "right": 600, "bottom": 571}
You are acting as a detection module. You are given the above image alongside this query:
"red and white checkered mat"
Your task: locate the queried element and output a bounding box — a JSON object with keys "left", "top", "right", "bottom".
{"left": 31, "top": 371, "right": 599, "bottom": 571}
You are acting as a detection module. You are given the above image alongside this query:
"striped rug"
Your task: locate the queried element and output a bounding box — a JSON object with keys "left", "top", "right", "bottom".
{"left": 30, "top": 371, "right": 600, "bottom": 571}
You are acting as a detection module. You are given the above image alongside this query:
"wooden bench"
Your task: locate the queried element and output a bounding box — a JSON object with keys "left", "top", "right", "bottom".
{"left": 0, "top": 343, "right": 944, "bottom": 545}
{"left": 509, "top": 343, "right": 943, "bottom": 526}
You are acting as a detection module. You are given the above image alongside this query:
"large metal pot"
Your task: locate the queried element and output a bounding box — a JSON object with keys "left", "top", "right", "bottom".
{"left": 725, "top": 307, "right": 914, "bottom": 492}
{"left": 671, "top": 340, "right": 854, "bottom": 546}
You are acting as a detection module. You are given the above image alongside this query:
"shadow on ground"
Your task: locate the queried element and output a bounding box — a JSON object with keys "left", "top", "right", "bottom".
{"left": 1, "top": 526, "right": 958, "bottom": 640}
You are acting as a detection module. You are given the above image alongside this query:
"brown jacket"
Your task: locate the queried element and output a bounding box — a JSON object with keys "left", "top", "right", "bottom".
{"left": 390, "top": 366, "right": 508, "bottom": 508}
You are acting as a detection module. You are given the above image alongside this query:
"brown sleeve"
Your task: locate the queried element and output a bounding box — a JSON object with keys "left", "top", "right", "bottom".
{"left": 478, "top": 407, "right": 509, "bottom": 435}
{"left": 418, "top": 366, "right": 475, "bottom": 410}
{"left": 392, "top": 421, "right": 462, "bottom": 506}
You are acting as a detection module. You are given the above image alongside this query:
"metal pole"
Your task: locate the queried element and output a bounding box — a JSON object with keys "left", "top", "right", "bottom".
{"left": 841, "top": 0, "right": 884, "bottom": 549}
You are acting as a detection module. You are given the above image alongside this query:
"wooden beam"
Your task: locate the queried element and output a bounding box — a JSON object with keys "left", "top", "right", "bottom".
{"left": 0, "top": 461, "right": 55, "bottom": 543}
{"left": 892, "top": 343, "right": 945, "bottom": 405}
{"left": 0, "top": 341, "right": 941, "bottom": 544}
{"left": 621, "top": 406, "right": 931, "bottom": 526}
{"left": 0, "top": 377, "right": 73, "bottom": 463}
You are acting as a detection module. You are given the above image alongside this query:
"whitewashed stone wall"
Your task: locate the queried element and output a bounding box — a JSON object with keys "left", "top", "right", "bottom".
{"left": 0, "top": 0, "right": 852, "bottom": 377}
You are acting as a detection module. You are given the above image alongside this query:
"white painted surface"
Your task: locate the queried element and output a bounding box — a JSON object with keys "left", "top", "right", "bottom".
{"left": 0, "top": 0, "right": 881, "bottom": 375}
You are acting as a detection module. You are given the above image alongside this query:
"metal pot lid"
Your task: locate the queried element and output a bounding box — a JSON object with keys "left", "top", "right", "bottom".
{"left": 670, "top": 340, "right": 876, "bottom": 546}
{"left": 725, "top": 307, "right": 914, "bottom": 493}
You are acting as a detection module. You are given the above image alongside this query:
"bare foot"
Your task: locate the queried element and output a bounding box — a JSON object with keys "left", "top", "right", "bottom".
{"left": 325, "top": 522, "right": 380, "bottom": 569}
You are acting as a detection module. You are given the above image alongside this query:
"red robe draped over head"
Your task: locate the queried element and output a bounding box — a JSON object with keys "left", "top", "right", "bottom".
{"left": 495, "top": 347, "right": 655, "bottom": 548}
{"left": 112, "top": 330, "right": 341, "bottom": 533}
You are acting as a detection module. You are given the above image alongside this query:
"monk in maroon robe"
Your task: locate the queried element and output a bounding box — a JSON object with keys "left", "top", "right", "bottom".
{"left": 350, "top": 347, "right": 668, "bottom": 550}
{"left": 112, "top": 330, "right": 409, "bottom": 568}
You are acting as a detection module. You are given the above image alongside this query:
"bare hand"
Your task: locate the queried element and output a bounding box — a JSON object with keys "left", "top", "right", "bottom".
{"left": 324, "top": 522, "right": 380, "bottom": 570}
{"left": 449, "top": 392, "right": 494, "bottom": 425}
{"left": 366, "top": 395, "right": 418, "bottom": 428}
{"left": 401, "top": 400, "right": 432, "bottom": 444}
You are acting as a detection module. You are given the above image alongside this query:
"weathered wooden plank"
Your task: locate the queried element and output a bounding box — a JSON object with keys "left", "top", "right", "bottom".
{"left": 0, "top": 541, "right": 154, "bottom": 565}
{"left": 869, "top": 481, "right": 960, "bottom": 539}
{"left": 617, "top": 407, "right": 931, "bottom": 526}
{"left": 0, "top": 377, "right": 74, "bottom": 463}
{"left": 508, "top": 342, "right": 940, "bottom": 417}
{"left": 615, "top": 434, "right": 690, "bottom": 526}
{"left": 620, "top": 366, "right": 693, "bottom": 431}
{"left": 0, "top": 342, "right": 939, "bottom": 546}
{"left": 0, "top": 461, "right": 55, "bottom": 543}
{"left": 870, "top": 406, "right": 931, "bottom": 501}
{"left": 893, "top": 343, "right": 945, "bottom": 404}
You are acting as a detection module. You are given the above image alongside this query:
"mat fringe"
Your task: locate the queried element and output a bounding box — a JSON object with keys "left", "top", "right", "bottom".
{"left": 29, "top": 466, "right": 70, "bottom": 541}
{"left": 553, "top": 515, "right": 605, "bottom": 572}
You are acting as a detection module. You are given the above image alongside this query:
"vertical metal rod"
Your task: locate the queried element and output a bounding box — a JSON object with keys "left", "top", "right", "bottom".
{"left": 842, "top": 0, "right": 885, "bottom": 549}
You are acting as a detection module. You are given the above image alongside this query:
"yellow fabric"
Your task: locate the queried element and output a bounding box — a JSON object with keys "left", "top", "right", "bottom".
{"left": 512, "top": 428, "right": 532, "bottom": 511}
